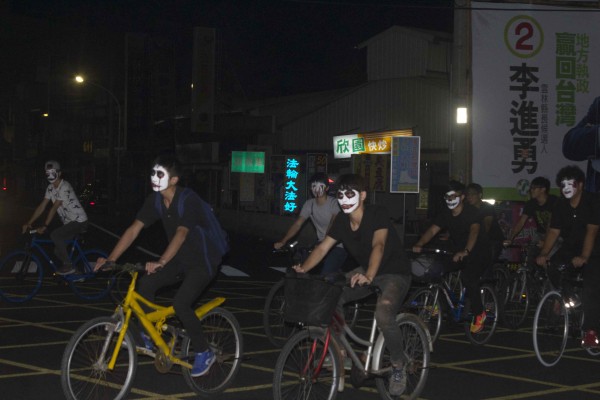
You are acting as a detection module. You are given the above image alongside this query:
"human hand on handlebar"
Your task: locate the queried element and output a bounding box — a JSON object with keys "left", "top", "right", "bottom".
{"left": 94, "top": 257, "right": 110, "bottom": 272}
{"left": 350, "top": 272, "right": 372, "bottom": 288}
{"left": 292, "top": 264, "right": 306, "bottom": 273}
{"left": 146, "top": 261, "right": 164, "bottom": 274}
{"left": 412, "top": 245, "right": 422, "bottom": 253}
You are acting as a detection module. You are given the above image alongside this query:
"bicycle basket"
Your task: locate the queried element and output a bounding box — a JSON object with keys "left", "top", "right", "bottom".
{"left": 411, "top": 254, "right": 444, "bottom": 282}
{"left": 283, "top": 274, "right": 343, "bottom": 326}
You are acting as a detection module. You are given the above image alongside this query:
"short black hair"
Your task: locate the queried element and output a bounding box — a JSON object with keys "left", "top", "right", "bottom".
{"left": 153, "top": 154, "right": 182, "bottom": 178}
{"left": 445, "top": 180, "right": 465, "bottom": 194}
{"left": 466, "top": 183, "right": 483, "bottom": 195}
{"left": 531, "top": 176, "right": 550, "bottom": 192}
{"left": 309, "top": 172, "right": 329, "bottom": 185}
{"left": 337, "top": 174, "right": 367, "bottom": 192}
{"left": 556, "top": 165, "right": 585, "bottom": 186}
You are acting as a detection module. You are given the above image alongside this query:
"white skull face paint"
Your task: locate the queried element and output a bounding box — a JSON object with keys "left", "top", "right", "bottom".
{"left": 311, "top": 182, "right": 326, "bottom": 198}
{"left": 560, "top": 179, "right": 577, "bottom": 199}
{"left": 337, "top": 189, "right": 360, "bottom": 214}
{"left": 444, "top": 190, "right": 461, "bottom": 210}
{"left": 46, "top": 169, "right": 58, "bottom": 183}
{"left": 150, "top": 165, "right": 170, "bottom": 192}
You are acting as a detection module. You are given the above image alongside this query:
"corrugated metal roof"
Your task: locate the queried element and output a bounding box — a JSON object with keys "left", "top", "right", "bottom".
{"left": 281, "top": 77, "right": 452, "bottom": 152}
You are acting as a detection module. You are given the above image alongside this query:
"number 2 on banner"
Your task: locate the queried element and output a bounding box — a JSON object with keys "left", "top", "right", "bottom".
{"left": 504, "top": 15, "right": 544, "bottom": 59}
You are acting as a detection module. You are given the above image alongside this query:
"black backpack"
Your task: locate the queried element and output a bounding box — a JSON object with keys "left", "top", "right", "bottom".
{"left": 154, "top": 188, "right": 230, "bottom": 261}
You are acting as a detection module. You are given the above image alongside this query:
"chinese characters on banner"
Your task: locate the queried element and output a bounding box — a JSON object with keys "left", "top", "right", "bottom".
{"left": 352, "top": 154, "right": 390, "bottom": 191}
{"left": 390, "top": 136, "right": 420, "bottom": 193}
{"left": 472, "top": 2, "right": 593, "bottom": 198}
{"left": 283, "top": 157, "right": 301, "bottom": 213}
{"left": 333, "top": 130, "right": 412, "bottom": 159}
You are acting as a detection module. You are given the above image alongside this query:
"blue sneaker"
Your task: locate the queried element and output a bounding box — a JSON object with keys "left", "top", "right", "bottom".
{"left": 140, "top": 332, "right": 155, "bottom": 351}
{"left": 191, "top": 350, "right": 216, "bottom": 377}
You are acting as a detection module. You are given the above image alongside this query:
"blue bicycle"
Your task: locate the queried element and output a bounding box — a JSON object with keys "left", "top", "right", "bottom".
{"left": 407, "top": 248, "right": 499, "bottom": 345}
{"left": 0, "top": 231, "right": 109, "bottom": 302}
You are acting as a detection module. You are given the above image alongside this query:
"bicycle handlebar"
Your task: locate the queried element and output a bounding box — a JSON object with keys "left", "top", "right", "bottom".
{"left": 409, "top": 247, "right": 454, "bottom": 256}
{"left": 100, "top": 261, "right": 146, "bottom": 273}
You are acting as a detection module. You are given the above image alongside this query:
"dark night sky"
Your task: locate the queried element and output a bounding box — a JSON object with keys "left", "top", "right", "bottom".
{"left": 9, "top": 0, "right": 454, "bottom": 99}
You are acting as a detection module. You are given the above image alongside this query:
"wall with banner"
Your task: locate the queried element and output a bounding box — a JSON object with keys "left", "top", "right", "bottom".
{"left": 472, "top": 2, "right": 596, "bottom": 199}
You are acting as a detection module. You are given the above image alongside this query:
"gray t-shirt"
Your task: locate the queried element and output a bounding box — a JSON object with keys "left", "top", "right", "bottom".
{"left": 299, "top": 196, "right": 340, "bottom": 242}
{"left": 44, "top": 180, "right": 88, "bottom": 224}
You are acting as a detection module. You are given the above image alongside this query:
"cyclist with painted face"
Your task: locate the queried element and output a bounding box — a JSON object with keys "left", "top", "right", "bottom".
{"left": 22, "top": 160, "right": 88, "bottom": 275}
{"left": 95, "top": 154, "right": 221, "bottom": 377}
{"left": 293, "top": 174, "right": 411, "bottom": 396}
{"left": 535, "top": 165, "right": 600, "bottom": 348}
{"left": 412, "top": 180, "right": 492, "bottom": 334}
{"left": 274, "top": 172, "right": 346, "bottom": 275}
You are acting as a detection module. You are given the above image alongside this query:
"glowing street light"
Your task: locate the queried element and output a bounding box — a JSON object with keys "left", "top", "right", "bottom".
{"left": 74, "top": 74, "right": 123, "bottom": 203}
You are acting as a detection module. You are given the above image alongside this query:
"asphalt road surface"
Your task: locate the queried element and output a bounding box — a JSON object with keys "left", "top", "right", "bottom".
{"left": 2, "top": 198, "right": 600, "bottom": 399}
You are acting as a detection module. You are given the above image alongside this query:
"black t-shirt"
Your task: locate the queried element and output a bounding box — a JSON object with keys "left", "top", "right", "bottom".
{"left": 328, "top": 204, "right": 410, "bottom": 276}
{"left": 433, "top": 203, "right": 489, "bottom": 255}
{"left": 550, "top": 192, "right": 600, "bottom": 257}
{"left": 523, "top": 194, "right": 558, "bottom": 235}
{"left": 478, "top": 202, "right": 505, "bottom": 242}
{"left": 136, "top": 186, "right": 218, "bottom": 269}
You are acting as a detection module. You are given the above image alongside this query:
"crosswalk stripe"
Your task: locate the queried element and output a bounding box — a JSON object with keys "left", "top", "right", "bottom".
{"left": 220, "top": 265, "right": 250, "bottom": 277}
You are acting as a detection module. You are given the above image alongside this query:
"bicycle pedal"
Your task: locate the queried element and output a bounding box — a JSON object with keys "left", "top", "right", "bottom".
{"left": 136, "top": 346, "right": 156, "bottom": 357}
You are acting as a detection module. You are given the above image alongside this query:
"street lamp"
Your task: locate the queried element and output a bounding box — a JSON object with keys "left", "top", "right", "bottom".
{"left": 74, "top": 75, "right": 123, "bottom": 205}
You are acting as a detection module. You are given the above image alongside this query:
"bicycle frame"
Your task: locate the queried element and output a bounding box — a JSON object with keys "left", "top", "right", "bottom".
{"left": 430, "top": 276, "right": 466, "bottom": 322}
{"left": 330, "top": 310, "right": 382, "bottom": 374}
{"left": 26, "top": 235, "right": 93, "bottom": 277}
{"left": 106, "top": 270, "right": 225, "bottom": 371}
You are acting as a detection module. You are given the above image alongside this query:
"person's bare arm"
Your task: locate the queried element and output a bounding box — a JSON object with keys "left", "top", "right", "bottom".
{"left": 293, "top": 235, "right": 337, "bottom": 273}
{"left": 37, "top": 200, "right": 62, "bottom": 234}
{"left": 274, "top": 217, "right": 306, "bottom": 249}
{"left": 95, "top": 220, "right": 144, "bottom": 270}
{"left": 536, "top": 227, "right": 560, "bottom": 266}
{"left": 454, "top": 223, "right": 479, "bottom": 262}
{"left": 146, "top": 226, "right": 190, "bottom": 274}
{"left": 507, "top": 214, "right": 529, "bottom": 242}
{"left": 413, "top": 224, "right": 442, "bottom": 252}
{"left": 573, "top": 224, "right": 599, "bottom": 268}
{"left": 23, "top": 198, "right": 50, "bottom": 233}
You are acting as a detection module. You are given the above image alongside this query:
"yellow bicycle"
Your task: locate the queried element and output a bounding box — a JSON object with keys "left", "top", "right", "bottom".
{"left": 60, "top": 262, "right": 243, "bottom": 400}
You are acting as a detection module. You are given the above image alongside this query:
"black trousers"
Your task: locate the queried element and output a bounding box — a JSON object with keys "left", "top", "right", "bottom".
{"left": 138, "top": 261, "right": 215, "bottom": 352}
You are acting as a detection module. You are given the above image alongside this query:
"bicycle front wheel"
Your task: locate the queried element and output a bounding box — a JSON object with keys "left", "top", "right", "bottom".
{"left": 61, "top": 316, "right": 138, "bottom": 400}
{"left": 70, "top": 249, "right": 114, "bottom": 300}
{"left": 264, "top": 279, "right": 300, "bottom": 347}
{"left": 273, "top": 327, "right": 341, "bottom": 400}
{"left": 182, "top": 307, "right": 244, "bottom": 397}
{"left": 465, "top": 284, "right": 499, "bottom": 345}
{"left": 502, "top": 271, "right": 530, "bottom": 329}
{"left": 533, "top": 291, "right": 568, "bottom": 367}
{"left": 406, "top": 287, "right": 443, "bottom": 343}
{"left": 0, "top": 251, "right": 43, "bottom": 302}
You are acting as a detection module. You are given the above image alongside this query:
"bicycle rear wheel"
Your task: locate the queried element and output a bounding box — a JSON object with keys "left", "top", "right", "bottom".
{"left": 406, "top": 287, "right": 443, "bottom": 342}
{"left": 273, "top": 328, "right": 341, "bottom": 400}
{"left": 264, "top": 279, "right": 300, "bottom": 347}
{"left": 0, "top": 251, "right": 43, "bottom": 302}
{"left": 492, "top": 263, "right": 509, "bottom": 305}
{"left": 502, "top": 271, "right": 530, "bottom": 329}
{"left": 373, "top": 313, "right": 430, "bottom": 400}
{"left": 533, "top": 291, "right": 568, "bottom": 367}
{"left": 465, "top": 284, "right": 498, "bottom": 345}
{"left": 61, "top": 316, "right": 138, "bottom": 400}
{"left": 70, "top": 249, "right": 114, "bottom": 300}
{"left": 182, "top": 307, "right": 244, "bottom": 397}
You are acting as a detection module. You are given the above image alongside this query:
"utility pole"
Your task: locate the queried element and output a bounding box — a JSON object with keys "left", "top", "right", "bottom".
{"left": 451, "top": 0, "right": 472, "bottom": 183}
